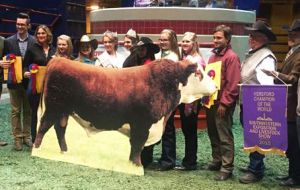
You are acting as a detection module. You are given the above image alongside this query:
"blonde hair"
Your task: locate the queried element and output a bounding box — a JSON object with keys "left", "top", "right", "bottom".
{"left": 55, "top": 34, "right": 73, "bottom": 58}
{"left": 181, "top": 31, "right": 201, "bottom": 58}
{"left": 102, "top": 30, "right": 118, "bottom": 51}
{"left": 161, "top": 29, "right": 180, "bottom": 58}
{"left": 35, "top": 25, "right": 53, "bottom": 44}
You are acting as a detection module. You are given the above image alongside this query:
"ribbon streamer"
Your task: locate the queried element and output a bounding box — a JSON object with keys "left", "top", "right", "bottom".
{"left": 6, "top": 54, "right": 17, "bottom": 85}
{"left": 27, "top": 64, "right": 39, "bottom": 95}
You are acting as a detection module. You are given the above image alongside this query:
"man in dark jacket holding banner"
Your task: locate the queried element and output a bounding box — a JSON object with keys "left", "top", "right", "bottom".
{"left": 264, "top": 19, "right": 300, "bottom": 187}
{"left": 239, "top": 20, "right": 277, "bottom": 184}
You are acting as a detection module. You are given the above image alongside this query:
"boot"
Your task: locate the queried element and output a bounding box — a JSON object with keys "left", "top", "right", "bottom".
{"left": 14, "top": 138, "right": 23, "bottom": 151}
{"left": 23, "top": 137, "right": 33, "bottom": 147}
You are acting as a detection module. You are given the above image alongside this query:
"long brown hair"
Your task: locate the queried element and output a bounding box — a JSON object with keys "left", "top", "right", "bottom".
{"left": 161, "top": 29, "right": 180, "bottom": 58}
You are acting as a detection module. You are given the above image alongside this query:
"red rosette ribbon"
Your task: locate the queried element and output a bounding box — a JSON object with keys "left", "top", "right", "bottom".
{"left": 207, "top": 69, "right": 216, "bottom": 79}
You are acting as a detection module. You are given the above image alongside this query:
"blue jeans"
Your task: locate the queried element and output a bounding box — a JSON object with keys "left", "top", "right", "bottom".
{"left": 248, "top": 151, "right": 265, "bottom": 176}
{"left": 240, "top": 105, "right": 265, "bottom": 176}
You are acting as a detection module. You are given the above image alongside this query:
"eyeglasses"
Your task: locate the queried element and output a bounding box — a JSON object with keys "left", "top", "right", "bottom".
{"left": 103, "top": 40, "right": 113, "bottom": 44}
{"left": 16, "top": 23, "right": 27, "bottom": 27}
{"left": 37, "top": 32, "right": 46, "bottom": 35}
{"left": 159, "top": 38, "right": 169, "bottom": 42}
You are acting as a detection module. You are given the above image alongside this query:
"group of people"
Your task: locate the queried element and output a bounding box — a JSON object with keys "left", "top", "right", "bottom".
{"left": 0, "top": 11, "right": 300, "bottom": 187}
{"left": 238, "top": 19, "right": 300, "bottom": 187}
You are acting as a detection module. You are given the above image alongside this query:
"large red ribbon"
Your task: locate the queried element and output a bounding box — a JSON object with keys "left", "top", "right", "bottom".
{"left": 30, "top": 64, "right": 39, "bottom": 95}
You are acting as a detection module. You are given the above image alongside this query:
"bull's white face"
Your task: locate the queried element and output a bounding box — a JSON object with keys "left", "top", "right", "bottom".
{"left": 179, "top": 67, "right": 217, "bottom": 104}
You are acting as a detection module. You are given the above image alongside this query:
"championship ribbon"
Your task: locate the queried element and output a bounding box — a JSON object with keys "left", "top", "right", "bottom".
{"left": 28, "top": 64, "right": 39, "bottom": 95}
{"left": 6, "top": 54, "right": 17, "bottom": 85}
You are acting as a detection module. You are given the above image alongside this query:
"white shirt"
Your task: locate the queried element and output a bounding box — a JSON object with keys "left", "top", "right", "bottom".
{"left": 155, "top": 50, "right": 179, "bottom": 62}
{"left": 255, "top": 56, "right": 276, "bottom": 85}
{"left": 95, "top": 51, "right": 126, "bottom": 68}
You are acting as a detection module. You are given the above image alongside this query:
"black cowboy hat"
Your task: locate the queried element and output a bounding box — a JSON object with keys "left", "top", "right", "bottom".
{"left": 245, "top": 20, "right": 277, "bottom": 41}
{"left": 136, "top": 37, "right": 160, "bottom": 54}
{"left": 287, "top": 19, "right": 300, "bottom": 32}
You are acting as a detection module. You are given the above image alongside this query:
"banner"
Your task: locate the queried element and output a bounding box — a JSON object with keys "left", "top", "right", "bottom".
{"left": 203, "top": 61, "right": 221, "bottom": 108}
{"left": 242, "top": 84, "right": 288, "bottom": 156}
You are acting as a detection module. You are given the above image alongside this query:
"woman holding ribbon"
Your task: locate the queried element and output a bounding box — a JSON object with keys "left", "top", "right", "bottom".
{"left": 23, "top": 25, "right": 55, "bottom": 142}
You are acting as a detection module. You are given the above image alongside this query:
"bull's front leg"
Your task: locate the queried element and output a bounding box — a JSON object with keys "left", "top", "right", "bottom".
{"left": 34, "top": 119, "right": 54, "bottom": 148}
{"left": 129, "top": 123, "right": 151, "bottom": 166}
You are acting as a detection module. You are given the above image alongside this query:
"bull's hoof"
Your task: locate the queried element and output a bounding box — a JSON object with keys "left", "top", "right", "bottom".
{"left": 59, "top": 144, "right": 68, "bottom": 152}
{"left": 33, "top": 140, "right": 41, "bottom": 148}
{"left": 60, "top": 147, "right": 68, "bottom": 152}
{"left": 60, "top": 151, "right": 68, "bottom": 154}
{"left": 131, "top": 161, "right": 142, "bottom": 167}
{"left": 130, "top": 158, "right": 142, "bottom": 166}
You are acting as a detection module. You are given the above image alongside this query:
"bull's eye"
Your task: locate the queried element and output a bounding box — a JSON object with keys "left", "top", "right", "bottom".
{"left": 194, "top": 70, "right": 203, "bottom": 80}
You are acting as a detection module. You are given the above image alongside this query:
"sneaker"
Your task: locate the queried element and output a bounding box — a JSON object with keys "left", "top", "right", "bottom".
{"left": 156, "top": 164, "right": 174, "bottom": 171}
{"left": 0, "top": 140, "right": 8, "bottom": 146}
{"left": 239, "top": 172, "right": 263, "bottom": 184}
{"left": 174, "top": 164, "right": 197, "bottom": 171}
{"left": 275, "top": 175, "right": 290, "bottom": 181}
{"left": 279, "top": 178, "right": 300, "bottom": 187}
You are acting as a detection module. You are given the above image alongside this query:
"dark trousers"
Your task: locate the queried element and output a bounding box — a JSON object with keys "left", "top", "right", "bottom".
{"left": 248, "top": 152, "right": 265, "bottom": 176}
{"left": 240, "top": 104, "right": 265, "bottom": 176}
{"left": 28, "top": 93, "right": 40, "bottom": 142}
{"left": 287, "top": 120, "right": 300, "bottom": 181}
{"left": 141, "top": 145, "right": 155, "bottom": 167}
{"left": 206, "top": 104, "right": 235, "bottom": 173}
{"left": 159, "top": 111, "right": 176, "bottom": 167}
{"left": 178, "top": 103, "right": 199, "bottom": 167}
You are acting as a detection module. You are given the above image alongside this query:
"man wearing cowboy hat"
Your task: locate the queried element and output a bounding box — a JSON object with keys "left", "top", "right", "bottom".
{"left": 239, "top": 20, "right": 277, "bottom": 184}
{"left": 263, "top": 19, "right": 300, "bottom": 187}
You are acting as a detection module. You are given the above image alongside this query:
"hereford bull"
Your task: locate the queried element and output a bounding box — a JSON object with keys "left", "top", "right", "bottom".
{"left": 34, "top": 57, "right": 216, "bottom": 166}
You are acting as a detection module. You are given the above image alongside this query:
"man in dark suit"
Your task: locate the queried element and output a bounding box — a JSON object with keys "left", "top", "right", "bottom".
{"left": 2, "top": 13, "right": 36, "bottom": 151}
{"left": 263, "top": 19, "right": 300, "bottom": 187}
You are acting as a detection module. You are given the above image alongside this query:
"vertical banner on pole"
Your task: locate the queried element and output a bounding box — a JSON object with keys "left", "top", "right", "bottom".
{"left": 242, "top": 85, "right": 288, "bottom": 156}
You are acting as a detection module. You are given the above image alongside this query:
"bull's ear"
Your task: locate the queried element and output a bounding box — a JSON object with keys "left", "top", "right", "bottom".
{"left": 186, "top": 62, "right": 197, "bottom": 74}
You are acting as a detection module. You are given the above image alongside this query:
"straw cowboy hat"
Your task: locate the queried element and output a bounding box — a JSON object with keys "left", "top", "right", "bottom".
{"left": 79, "top": 35, "right": 98, "bottom": 50}
{"left": 245, "top": 20, "right": 277, "bottom": 41}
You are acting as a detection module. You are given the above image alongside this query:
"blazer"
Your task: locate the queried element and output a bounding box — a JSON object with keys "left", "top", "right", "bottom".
{"left": 3, "top": 33, "right": 36, "bottom": 89}
{"left": 275, "top": 47, "right": 300, "bottom": 122}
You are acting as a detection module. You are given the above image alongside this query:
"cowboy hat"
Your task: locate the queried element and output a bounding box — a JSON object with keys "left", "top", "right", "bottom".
{"left": 287, "top": 19, "right": 300, "bottom": 32}
{"left": 136, "top": 37, "right": 160, "bottom": 54}
{"left": 79, "top": 35, "right": 98, "bottom": 50}
{"left": 245, "top": 20, "right": 277, "bottom": 41}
